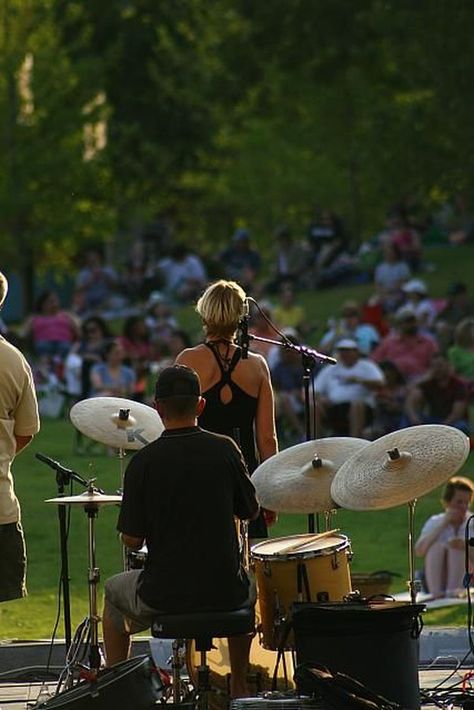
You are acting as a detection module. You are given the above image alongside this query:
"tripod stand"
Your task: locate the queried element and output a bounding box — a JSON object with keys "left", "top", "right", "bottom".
{"left": 45, "top": 483, "right": 122, "bottom": 692}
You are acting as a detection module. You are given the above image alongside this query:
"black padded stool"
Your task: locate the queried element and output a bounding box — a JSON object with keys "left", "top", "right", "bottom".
{"left": 152, "top": 606, "right": 255, "bottom": 708}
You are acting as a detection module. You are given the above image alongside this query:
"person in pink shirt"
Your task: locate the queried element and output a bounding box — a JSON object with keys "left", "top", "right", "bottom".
{"left": 22, "top": 290, "right": 80, "bottom": 360}
{"left": 371, "top": 307, "right": 438, "bottom": 382}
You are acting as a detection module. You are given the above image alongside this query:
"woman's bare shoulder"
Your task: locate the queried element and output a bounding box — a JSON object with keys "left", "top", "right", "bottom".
{"left": 175, "top": 344, "right": 207, "bottom": 365}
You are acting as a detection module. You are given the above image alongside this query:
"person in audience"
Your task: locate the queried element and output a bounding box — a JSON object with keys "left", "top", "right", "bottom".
{"left": 90, "top": 340, "right": 136, "bottom": 398}
{"left": 448, "top": 317, "right": 474, "bottom": 382}
{"left": 270, "top": 333, "right": 306, "bottom": 444}
{"left": 374, "top": 243, "right": 411, "bottom": 313}
{"left": 267, "top": 225, "right": 313, "bottom": 292}
{"left": 249, "top": 301, "right": 279, "bottom": 363}
{"left": 415, "top": 477, "right": 474, "bottom": 598}
{"left": 381, "top": 208, "right": 422, "bottom": 272}
{"left": 364, "top": 360, "right": 407, "bottom": 439}
{"left": 371, "top": 307, "right": 438, "bottom": 382}
{"left": 404, "top": 353, "right": 470, "bottom": 433}
{"left": 273, "top": 281, "right": 307, "bottom": 335}
{"left": 436, "top": 282, "right": 474, "bottom": 350}
{"left": 21, "top": 290, "right": 79, "bottom": 360}
{"left": 218, "top": 229, "right": 262, "bottom": 292}
{"left": 307, "top": 208, "right": 348, "bottom": 269}
{"left": 118, "top": 316, "right": 153, "bottom": 402}
{"left": 319, "top": 300, "right": 380, "bottom": 356}
{"left": 74, "top": 247, "right": 121, "bottom": 315}
{"left": 398, "top": 279, "right": 437, "bottom": 331}
{"left": 157, "top": 244, "right": 207, "bottom": 304}
{"left": 314, "top": 339, "right": 385, "bottom": 437}
{"left": 144, "top": 292, "right": 178, "bottom": 348}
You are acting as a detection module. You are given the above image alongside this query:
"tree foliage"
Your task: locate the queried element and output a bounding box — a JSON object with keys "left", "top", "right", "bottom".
{"left": 1, "top": 0, "right": 473, "bottom": 282}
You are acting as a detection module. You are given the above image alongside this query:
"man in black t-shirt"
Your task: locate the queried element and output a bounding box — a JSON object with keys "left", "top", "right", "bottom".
{"left": 102, "top": 365, "right": 259, "bottom": 698}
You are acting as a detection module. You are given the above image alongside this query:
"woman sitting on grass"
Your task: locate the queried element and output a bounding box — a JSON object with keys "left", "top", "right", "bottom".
{"left": 415, "top": 476, "right": 474, "bottom": 598}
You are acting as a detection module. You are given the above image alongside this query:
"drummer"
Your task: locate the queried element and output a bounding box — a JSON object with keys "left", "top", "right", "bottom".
{"left": 102, "top": 365, "right": 259, "bottom": 699}
{"left": 415, "top": 476, "right": 474, "bottom": 598}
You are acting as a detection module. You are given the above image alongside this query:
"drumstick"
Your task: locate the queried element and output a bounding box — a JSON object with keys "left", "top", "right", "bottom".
{"left": 276, "top": 528, "right": 340, "bottom": 555}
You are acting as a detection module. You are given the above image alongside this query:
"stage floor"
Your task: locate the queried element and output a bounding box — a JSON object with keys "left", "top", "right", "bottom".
{"left": 1, "top": 635, "right": 473, "bottom": 708}
{"left": 0, "top": 669, "right": 472, "bottom": 709}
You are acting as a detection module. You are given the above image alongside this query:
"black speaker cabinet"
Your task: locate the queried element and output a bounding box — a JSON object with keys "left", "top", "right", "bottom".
{"left": 292, "top": 601, "right": 425, "bottom": 710}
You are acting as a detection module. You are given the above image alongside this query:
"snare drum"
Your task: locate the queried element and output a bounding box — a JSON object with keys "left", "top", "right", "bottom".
{"left": 251, "top": 533, "right": 352, "bottom": 650}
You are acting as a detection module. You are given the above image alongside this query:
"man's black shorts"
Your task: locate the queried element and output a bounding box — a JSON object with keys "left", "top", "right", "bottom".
{"left": 0, "top": 522, "right": 27, "bottom": 602}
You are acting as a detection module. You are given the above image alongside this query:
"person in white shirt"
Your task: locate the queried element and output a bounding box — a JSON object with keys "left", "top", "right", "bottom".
{"left": 314, "top": 338, "right": 385, "bottom": 437}
{"left": 415, "top": 476, "right": 474, "bottom": 598}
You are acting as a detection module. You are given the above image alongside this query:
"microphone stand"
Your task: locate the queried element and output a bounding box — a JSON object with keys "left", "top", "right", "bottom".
{"left": 246, "top": 334, "right": 337, "bottom": 534}
{"left": 36, "top": 455, "right": 88, "bottom": 652}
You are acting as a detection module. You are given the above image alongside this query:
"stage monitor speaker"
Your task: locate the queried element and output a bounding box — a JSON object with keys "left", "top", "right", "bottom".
{"left": 292, "top": 601, "right": 425, "bottom": 710}
{"left": 35, "top": 655, "right": 163, "bottom": 709}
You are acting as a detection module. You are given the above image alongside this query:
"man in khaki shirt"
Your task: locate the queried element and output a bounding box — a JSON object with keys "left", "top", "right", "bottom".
{"left": 0, "top": 271, "right": 40, "bottom": 602}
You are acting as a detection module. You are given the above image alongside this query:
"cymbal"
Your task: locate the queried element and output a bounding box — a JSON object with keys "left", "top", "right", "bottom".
{"left": 331, "top": 424, "right": 471, "bottom": 511}
{"left": 45, "top": 490, "right": 122, "bottom": 506}
{"left": 252, "top": 437, "right": 370, "bottom": 513}
{"left": 70, "top": 397, "right": 164, "bottom": 450}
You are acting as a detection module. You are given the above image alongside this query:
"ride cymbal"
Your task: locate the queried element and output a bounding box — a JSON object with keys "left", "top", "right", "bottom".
{"left": 331, "top": 424, "right": 470, "bottom": 511}
{"left": 70, "top": 396, "right": 163, "bottom": 450}
{"left": 252, "top": 437, "right": 369, "bottom": 513}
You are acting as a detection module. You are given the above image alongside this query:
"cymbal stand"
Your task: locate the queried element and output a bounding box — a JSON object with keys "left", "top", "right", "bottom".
{"left": 407, "top": 499, "right": 421, "bottom": 604}
{"left": 56, "top": 484, "right": 103, "bottom": 693}
{"left": 247, "top": 331, "right": 337, "bottom": 535}
{"left": 117, "top": 447, "right": 129, "bottom": 571}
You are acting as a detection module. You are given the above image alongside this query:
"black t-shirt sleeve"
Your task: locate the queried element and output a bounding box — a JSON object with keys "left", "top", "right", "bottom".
{"left": 226, "top": 439, "right": 259, "bottom": 521}
{"left": 117, "top": 454, "right": 146, "bottom": 538}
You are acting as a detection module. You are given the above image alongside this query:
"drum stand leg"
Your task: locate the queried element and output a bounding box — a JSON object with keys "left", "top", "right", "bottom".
{"left": 57, "top": 504, "right": 102, "bottom": 692}
{"left": 407, "top": 499, "right": 421, "bottom": 604}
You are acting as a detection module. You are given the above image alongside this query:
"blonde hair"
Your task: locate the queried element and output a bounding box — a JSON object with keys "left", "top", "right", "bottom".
{"left": 442, "top": 476, "right": 474, "bottom": 504}
{"left": 196, "top": 280, "right": 246, "bottom": 338}
{"left": 0, "top": 271, "right": 8, "bottom": 308}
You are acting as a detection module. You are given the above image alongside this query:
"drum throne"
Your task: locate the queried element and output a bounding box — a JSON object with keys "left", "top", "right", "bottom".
{"left": 151, "top": 606, "right": 255, "bottom": 707}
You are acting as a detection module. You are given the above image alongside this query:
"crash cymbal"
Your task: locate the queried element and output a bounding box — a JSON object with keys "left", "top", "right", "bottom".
{"left": 45, "top": 490, "right": 122, "bottom": 506}
{"left": 252, "top": 437, "right": 370, "bottom": 513}
{"left": 70, "top": 397, "right": 164, "bottom": 450}
{"left": 331, "top": 424, "right": 470, "bottom": 511}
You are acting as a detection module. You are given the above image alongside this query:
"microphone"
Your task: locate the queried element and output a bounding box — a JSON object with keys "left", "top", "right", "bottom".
{"left": 238, "top": 299, "right": 250, "bottom": 359}
{"left": 35, "top": 453, "right": 89, "bottom": 489}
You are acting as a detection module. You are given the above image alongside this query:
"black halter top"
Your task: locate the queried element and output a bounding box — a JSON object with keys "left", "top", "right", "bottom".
{"left": 198, "top": 341, "right": 258, "bottom": 473}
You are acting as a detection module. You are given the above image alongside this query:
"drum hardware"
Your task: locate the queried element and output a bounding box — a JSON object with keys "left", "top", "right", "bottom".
{"left": 36, "top": 453, "right": 90, "bottom": 653}
{"left": 70, "top": 396, "right": 163, "bottom": 571}
{"left": 45, "top": 483, "right": 122, "bottom": 692}
{"left": 330, "top": 424, "right": 470, "bottom": 604}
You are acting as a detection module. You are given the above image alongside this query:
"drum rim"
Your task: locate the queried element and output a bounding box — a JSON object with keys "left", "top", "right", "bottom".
{"left": 250, "top": 533, "right": 350, "bottom": 561}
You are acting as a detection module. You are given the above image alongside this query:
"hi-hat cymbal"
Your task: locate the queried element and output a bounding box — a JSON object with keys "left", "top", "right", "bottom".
{"left": 45, "top": 490, "right": 122, "bottom": 506}
{"left": 331, "top": 424, "right": 471, "bottom": 511}
{"left": 70, "top": 397, "right": 164, "bottom": 450}
{"left": 252, "top": 437, "right": 370, "bottom": 513}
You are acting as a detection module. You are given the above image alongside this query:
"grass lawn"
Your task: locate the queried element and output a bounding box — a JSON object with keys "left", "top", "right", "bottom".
{"left": 1, "top": 245, "right": 474, "bottom": 638}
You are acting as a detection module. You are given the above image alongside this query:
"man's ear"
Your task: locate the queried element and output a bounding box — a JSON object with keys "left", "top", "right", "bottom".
{"left": 197, "top": 397, "right": 206, "bottom": 417}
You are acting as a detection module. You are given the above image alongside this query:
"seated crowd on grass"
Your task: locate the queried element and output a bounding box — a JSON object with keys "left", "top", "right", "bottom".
{"left": 1, "top": 198, "right": 473, "bottom": 449}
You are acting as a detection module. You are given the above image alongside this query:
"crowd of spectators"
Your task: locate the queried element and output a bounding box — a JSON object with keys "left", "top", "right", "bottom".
{"left": 2, "top": 196, "right": 473, "bottom": 452}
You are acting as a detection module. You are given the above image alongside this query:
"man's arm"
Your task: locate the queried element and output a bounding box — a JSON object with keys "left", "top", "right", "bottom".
{"left": 120, "top": 533, "right": 144, "bottom": 549}
{"left": 15, "top": 434, "right": 33, "bottom": 455}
